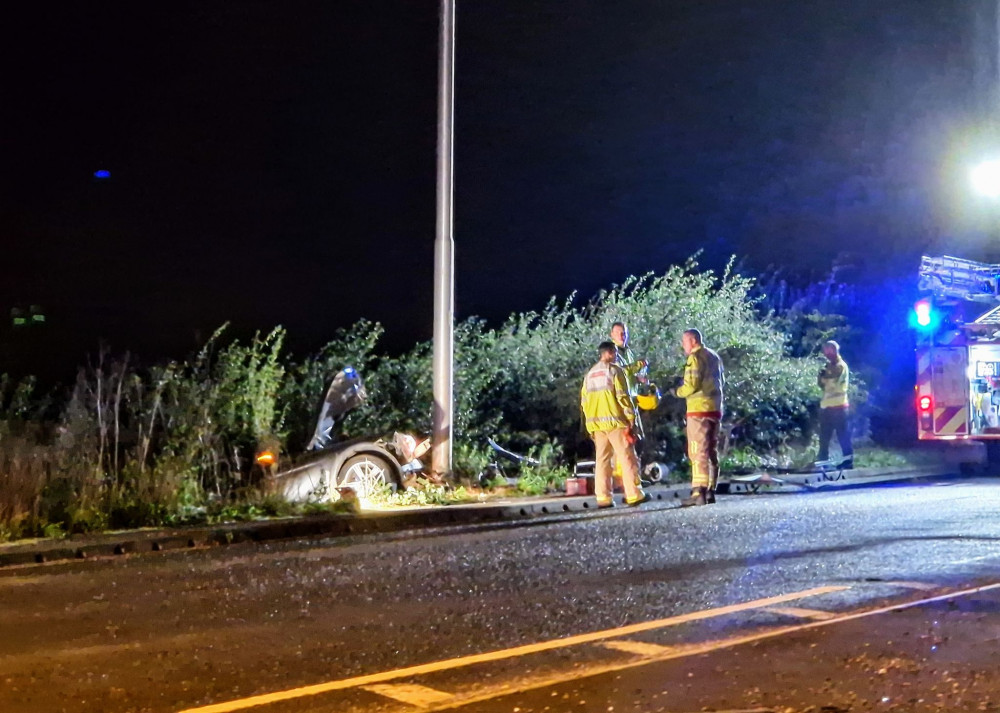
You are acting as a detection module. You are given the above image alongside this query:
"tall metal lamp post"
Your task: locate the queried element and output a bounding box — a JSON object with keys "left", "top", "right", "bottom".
{"left": 432, "top": 0, "right": 456, "bottom": 477}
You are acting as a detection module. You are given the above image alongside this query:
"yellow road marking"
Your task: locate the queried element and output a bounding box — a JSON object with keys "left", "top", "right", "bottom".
{"left": 765, "top": 606, "right": 837, "bottom": 620}
{"left": 362, "top": 683, "right": 453, "bottom": 707}
{"left": 427, "top": 629, "right": 821, "bottom": 712}
{"left": 176, "top": 585, "right": 845, "bottom": 713}
{"left": 601, "top": 640, "right": 675, "bottom": 656}
{"left": 424, "top": 581, "right": 1000, "bottom": 713}
{"left": 887, "top": 580, "right": 937, "bottom": 590}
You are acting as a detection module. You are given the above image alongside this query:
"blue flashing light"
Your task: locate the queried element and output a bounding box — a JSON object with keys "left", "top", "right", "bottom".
{"left": 343, "top": 366, "right": 356, "bottom": 376}
{"left": 915, "top": 300, "right": 931, "bottom": 327}
{"left": 911, "top": 299, "right": 940, "bottom": 332}
{"left": 93, "top": 170, "right": 111, "bottom": 179}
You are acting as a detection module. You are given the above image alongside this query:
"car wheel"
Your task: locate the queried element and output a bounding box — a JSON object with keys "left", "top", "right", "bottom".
{"left": 338, "top": 454, "right": 397, "bottom": 498}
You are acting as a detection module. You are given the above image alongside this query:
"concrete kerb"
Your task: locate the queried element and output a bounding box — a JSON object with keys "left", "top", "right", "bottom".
{"left": 0, "top": 466, "right": 954, "bottom": 569}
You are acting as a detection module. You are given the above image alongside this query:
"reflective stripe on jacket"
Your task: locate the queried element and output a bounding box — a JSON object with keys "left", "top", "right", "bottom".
{"left": 819, "top": 357, "right": 849, "bottom": 409}
{"left": 613, "top": 341, "right": 646, "bottom": 438}
{"left": 613, "top": 342, "right": 643, "bottom": 396}
{"left": 676, "top": 345, "right": 724, "bottom": 417}
{"left": 580, "top": 361, "right": 635, "bottom": 434}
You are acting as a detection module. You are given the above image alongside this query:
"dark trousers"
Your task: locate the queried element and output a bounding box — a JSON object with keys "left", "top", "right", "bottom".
{"left": 818, "top": 407, "right": 853, "bottom": 461}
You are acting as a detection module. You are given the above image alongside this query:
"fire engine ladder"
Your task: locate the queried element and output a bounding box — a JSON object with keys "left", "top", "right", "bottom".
{"left": 974, "top": 305, "right": 1000, "bottom": 325}
{"left": 919, "top": 255, "right": 1000, "bottom": 303}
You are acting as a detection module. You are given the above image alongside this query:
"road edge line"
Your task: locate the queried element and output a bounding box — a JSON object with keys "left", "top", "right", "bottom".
{"left": 424, "top": 580, "right": 1000, "bottom": 711}
{"left": 175, "top": 585, "right": 846, "bottom": 713}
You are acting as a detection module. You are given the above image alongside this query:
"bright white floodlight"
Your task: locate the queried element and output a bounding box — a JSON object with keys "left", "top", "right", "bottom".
{"left": 971, "top": 159, "right": 1000, "bottom": 197}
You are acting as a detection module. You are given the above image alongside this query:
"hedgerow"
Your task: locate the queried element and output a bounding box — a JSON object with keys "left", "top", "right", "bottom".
{"left": 0, "top": 259, "right": 835, "bottom": 539}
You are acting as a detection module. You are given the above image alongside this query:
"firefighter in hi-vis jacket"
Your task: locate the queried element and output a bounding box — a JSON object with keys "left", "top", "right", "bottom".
{"left": 816, "top": 340, "right": 853, "bottom": 468}
{"left": 581, "top": 342, "right": 651, "bottom": 508}
{"left": 610, "top": 321, "right": 648, "bottom": 439}
{"left": 672, "top": 328, "right": 725, "bottom": 507}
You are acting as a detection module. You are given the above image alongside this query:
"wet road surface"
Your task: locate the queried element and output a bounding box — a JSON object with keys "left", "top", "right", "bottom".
{"left": 2, "top": 477, "right": 1000, "bottom": 712}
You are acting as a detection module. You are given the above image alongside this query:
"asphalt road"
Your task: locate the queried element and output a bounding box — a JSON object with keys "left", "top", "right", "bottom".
{"left": 3, "top": 476, "right": 1000, "bottom": 713}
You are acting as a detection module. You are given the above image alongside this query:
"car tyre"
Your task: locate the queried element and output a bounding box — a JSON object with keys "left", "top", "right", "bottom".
{"left": 338, "top": 454, "right": 398, "bottom": 498}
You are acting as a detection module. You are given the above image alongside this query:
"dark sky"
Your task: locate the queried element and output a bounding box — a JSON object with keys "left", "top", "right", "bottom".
{"left": 2, "top": 1, "right": 997, "bottom": 380}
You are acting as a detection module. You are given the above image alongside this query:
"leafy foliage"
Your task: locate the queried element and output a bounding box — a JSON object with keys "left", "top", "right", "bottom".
{"left": 750, "top": 260, "right": 873, "bottom": 444}
{"left": 0, "top": 259, "right": 832, "bottom": 538}
{"left": 375, "top": 478, "right": 473, "bottom": 506}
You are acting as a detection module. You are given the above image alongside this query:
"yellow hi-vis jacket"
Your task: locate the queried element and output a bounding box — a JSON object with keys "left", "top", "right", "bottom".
{"left": 612, "top": 340, "right": 646, "bottom": 438}
{"left": 818, "top": 357, "right": 849, "bottom": 409}
{"left": 581, "top": 361, "right": 635, "bottom": 434}
{"left": 612, "top": 342, "right": 644, "bottom": 396}
{"left": 676, "top": 345, "right": 724, "bottom": 417}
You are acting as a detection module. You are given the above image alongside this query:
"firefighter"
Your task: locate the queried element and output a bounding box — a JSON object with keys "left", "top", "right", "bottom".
{"left": 671, "top": 328, "right": 725, "bottom": 506}
{"left": 581, "top": 341, "right": 650, "bottom": 508}
{"left": 610, "top": 321, "right": 648, "bottom": 439}
{"left": 816, "top": 340, "right": 853, "bottom": 468}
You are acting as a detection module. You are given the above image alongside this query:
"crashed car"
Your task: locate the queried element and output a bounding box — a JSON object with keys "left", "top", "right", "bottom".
{"left": 263, "top": 367, "right": 428, "bottom": 502}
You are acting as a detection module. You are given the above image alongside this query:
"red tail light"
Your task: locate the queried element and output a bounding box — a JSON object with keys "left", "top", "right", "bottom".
{"left": 918, "top": 394, "right": 934, "bottom": 432}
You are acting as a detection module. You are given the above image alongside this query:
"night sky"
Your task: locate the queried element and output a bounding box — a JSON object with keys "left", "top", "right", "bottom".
{"left": 3, "top": 1, "right": 999, "bottom": 381}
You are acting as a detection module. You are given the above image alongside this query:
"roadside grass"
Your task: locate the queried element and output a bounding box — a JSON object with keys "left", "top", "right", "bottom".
{"left": 0, "top": 443, "right": 949, "bottom": 542}
{"left": 852, "top": 446, "right": 943, "bottom": 469}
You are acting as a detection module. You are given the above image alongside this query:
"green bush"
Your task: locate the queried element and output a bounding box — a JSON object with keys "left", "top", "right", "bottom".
{"left": 720, "top": 447, "right": 764, "bottom": 474}
{"left": 0, "top": 258, "right": 833, "bottom": 537}
{"left": 452, "top": 441, "right": 492, "bottom": 479}
{"left": 343, "top": 258, "right": 821, "bottom": 471}
{"left": 374, "top": 478, "right": 473, "bottom": 506}
{"left": 515, "top": 465, "right": 570, "bottom": 496}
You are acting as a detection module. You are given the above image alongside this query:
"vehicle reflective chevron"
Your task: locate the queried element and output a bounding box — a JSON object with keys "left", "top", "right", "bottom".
{"left": 934, "top": 405, "right": 967, "bottom": 435}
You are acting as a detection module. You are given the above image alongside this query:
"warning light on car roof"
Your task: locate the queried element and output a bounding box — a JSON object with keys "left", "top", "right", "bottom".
{"left": 93, "top": 170, "right": 110, "bottom": 179}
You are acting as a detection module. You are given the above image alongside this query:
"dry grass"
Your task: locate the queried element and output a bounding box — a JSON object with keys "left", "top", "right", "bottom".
{"left": 0, "top": 433, "right": 48, "bottom": 540}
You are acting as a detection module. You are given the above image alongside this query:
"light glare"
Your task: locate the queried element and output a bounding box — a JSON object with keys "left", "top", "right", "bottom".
{"left": 914, "top": 300, "right": 932, "bottom": 327}
{"left": 972, "top": 160, "right": 1000, "bottom": 197}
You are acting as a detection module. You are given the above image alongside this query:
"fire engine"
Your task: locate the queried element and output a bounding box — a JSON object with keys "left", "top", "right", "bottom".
{"left": 915, "top": 255, "right": 1000, "bottom": 446}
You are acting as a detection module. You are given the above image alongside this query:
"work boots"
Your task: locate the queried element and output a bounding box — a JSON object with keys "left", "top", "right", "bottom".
{"left": 706, "top": 489, "right": 716, "bottom": 504}
{"left": 680, "top": 487, "right": 707, "bottom": 507}
{"left": 625, "top": 492, "right": 652, "bottom": 507}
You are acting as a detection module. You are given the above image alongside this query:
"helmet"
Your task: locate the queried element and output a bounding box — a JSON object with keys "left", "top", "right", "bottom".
{"left": 635, "top": 383, "right": 661, "bottom": 411}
